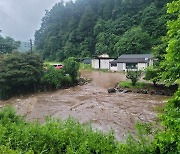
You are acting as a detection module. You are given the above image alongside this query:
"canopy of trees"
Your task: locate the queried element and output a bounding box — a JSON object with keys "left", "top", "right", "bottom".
{"left": 0, "top": 53, "right": 43, "bottom": 99}
{"left": 0, "top": 36, "right": 20, "bottom": 54}
{"left": 161, "top": 0, "right": 180, "bottom": 85}
{"left": 35, "top": 0, "right": 171, "bottom": 61}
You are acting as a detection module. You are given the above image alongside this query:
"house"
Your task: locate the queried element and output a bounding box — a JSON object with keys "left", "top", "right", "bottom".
{"left": 110, "top": 54, "right": 154, "bottom": 71}
{"left": 92, "top": 54, "right": 114, "bottom": 69}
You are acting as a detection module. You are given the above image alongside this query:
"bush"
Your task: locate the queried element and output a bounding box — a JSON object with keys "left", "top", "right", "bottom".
{"left": 0, "top": 106, "right": 118, "bottom": 154}
{"left": 41, "top": 67, "right": 72, "bottom": 90}
{"left": 152, "top": 87, "right": 180, "bottom": 153}
{"left": 0, "top": 52, "right": 43, "bottom": 99}
{"left": 126, "top": 69, "right": 142, "bottom": 86}
{"left": 80, "top": 63, "right": 92, "bottom": 71}
{"left": 63, "top": 57, "right": 80, "bottom": 82}
{"left": 144, "top": 66, "right": 160, "bottom": 86}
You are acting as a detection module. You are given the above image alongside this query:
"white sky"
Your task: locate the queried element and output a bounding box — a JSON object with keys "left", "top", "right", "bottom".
{"left": 0, "top": 0, "right": 65, "bottom": 41}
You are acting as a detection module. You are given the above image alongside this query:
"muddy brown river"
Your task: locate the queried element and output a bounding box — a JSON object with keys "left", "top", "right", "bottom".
{"left": 0, "top": 71, "right": 168, "bottom": 140}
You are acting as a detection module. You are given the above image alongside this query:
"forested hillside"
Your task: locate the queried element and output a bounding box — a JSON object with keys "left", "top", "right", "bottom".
{"left": 35, "top": 0, "right": 170, "bottom": 61}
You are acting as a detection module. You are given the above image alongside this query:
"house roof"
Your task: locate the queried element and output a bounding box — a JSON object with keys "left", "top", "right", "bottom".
{"left": 82, "top": 58, "right": 92, "bottom": 64}
{"left": 110, "top": 54, "right": 153, "bottom": 64}
{"left": 119, "top": 54, "right": 153, "bottom": 59}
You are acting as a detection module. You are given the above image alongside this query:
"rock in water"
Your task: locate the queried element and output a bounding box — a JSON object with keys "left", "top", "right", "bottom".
{"left": 108, "top": 88, "right": 116, "bottom": 93}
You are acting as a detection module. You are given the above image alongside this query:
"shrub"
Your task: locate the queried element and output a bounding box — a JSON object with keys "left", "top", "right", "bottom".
{"left": 0, "top": 106, "right": 118, "bottom": 154}
{"left": 144, "top": 66, "right": 160, "bottom": 86}
{"left": 152, "top": 87, "right": 180, "bottom": 153}
{"left": 63, "top": 57, "right": 80, "bottom": 82}
{"left": 80, "top": 63, "right": 92, "bottom": 71}
{"left": 41, "top": 66, "right": 73, "bottom": 90}
{"left": 126, "top": 69, "right": 142, "bottom": 86}
{"left": 0, "top": 52, "right": 43, "bottom": 99}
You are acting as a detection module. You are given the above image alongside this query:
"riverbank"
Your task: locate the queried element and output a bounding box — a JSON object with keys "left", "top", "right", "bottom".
{"left": 108, "top": 81, "right": 178, "bottom": 96}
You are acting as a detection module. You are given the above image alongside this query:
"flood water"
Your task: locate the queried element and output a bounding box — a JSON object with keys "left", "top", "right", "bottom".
{"left": 0, "top": 71, "right": 168, "bottom": 140}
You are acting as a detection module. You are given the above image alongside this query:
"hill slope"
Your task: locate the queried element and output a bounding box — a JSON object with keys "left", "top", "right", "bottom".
{"left": 35, "top": 0, "right": 170, "bottom": 61}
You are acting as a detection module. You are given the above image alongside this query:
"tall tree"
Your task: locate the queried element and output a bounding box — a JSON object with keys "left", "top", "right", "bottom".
{"left": 161, "top": 0, "right": 180, "bottom": 85}
{"left": 35, "top": 0, "right": 171, "bottom": 60}
{"left": 114, "top": 27, "right": 151, "bottom": 56}
{"left": 0, "top": 36, "right": 20, "bottom": 54}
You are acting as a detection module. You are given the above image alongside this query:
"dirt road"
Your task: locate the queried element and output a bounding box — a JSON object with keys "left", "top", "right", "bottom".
{"left": 0, "top": 71, "right": 168, "bottom": 140}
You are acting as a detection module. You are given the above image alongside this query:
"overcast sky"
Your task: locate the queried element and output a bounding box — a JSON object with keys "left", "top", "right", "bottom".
{"left": 0, "top": 0, "right": 65, "bottom": 41}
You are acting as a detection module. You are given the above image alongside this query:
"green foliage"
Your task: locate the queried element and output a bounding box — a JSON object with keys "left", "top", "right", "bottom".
{"left": 0, "top": 52, "right": 43, "bottom": 99}
{"left": 35, "top": 0, "right": 170, "bottom": 60}
{"left": 152, "top": 87, "right": 180, "bottom": 153}
{"left": 41, "top": 67, "right": 72, "bottom": 90}
{"left": 114, "top": 27, "right": 151, "bottom": 55}
{"left": 126, "top": 70, "right": 142, "bottom": 86}
{"left": 119, "top": 81, "right": 148, "bottom": 89}
{"left": 144, "top": 66, "right": 160, "bottom": 86}
{"left": 160, "top": 0, "right": 180, "bottom": 86}
{"left": 0, "top": 36, "right": 20, "bottom": 54}
{"left": 63, "top": 57, "right": 80, "bottom": 82}
{"left": 80, "top": 63, "right": 92, "bottom": 71}
{"left": 0, "top": 106, "right": 119, "bottom": 154}
{"left": 0, "top": 146, "right": 20, "bottom": 154}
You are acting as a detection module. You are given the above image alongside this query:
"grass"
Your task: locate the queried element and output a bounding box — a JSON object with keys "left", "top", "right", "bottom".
{"left": 79, "top": 63, "right": 92, "bottom": 71}
{"left": 119, "top": 81, "right": 150, "bottom": 89}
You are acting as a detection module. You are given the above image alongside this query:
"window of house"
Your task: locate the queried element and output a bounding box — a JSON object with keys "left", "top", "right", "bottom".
{"left": 126, "top": 63, "right": 138, "bottom": 69}
{"left": 111, "top": 63, "right": 117, "bottom": 67}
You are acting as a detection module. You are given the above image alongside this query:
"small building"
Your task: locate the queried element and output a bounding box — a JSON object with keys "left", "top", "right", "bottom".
{"left": 110, "top": 54, "right": 154, "bottom": 71}
{"left": 92, "top": 54, "right": 114, "bottom": 69}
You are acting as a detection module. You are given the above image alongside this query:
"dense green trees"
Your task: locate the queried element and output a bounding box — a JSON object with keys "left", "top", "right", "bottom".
{"left": 0, "top": 53, "right": 43, "bottom": 99}
{"left": 114, "top": 27, "right": 151, "bottom": 55}
{"left": 0, "top": 53, "right": 80, "bottom": 100}
{"left": 35, "top": 0, "right": 170, "bottom": 60}
{"left": 63, "top": 57, "right": 80, "bottom": 82}
{"left": 161, "top": 0, "right": 180, "bottom": 86}
{"left": 0, "top": 36, "right": 20, "bottom": 54}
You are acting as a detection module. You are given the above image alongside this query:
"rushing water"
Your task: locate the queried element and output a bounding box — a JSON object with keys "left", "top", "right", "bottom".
{"left": 0, "top": 70, "right": 168, "bottom": 140}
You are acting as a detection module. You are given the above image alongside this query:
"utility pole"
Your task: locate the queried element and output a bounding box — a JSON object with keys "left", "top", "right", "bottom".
{"left": 30, "top": 39, "right": 33, "bottom": 53}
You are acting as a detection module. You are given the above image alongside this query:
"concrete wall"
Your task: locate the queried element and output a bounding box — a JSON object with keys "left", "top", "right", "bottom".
{"left": 92, "top": 59, "right": 114, "bottom": 69}
{"left": 100, "top": 59, "right": 114, "bottom": 69}
{"left": 92, "top": 59, "right": 99, "bottom": 69}
{"left": 149, "top": 59, "right": 154, "bottom": 66}
{"left": 138, "top": 63, "right": 147, "bottom": 70}
{"left": 117, "top": 63, "right": 124, "bottom": 71}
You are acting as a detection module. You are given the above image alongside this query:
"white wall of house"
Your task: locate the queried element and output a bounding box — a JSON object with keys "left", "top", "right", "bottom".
{"left": 149, "top": 59, "right": 154, "bottom": 66}
{"left": 110, "top": 66, "right": 118, "bottom": 71}
{"left": 92, "top": 59, "right": 99, "bottom": 69}
{"left": 100, "top": 59, "right": 114, "bottom": 69}
{"left": 117, "top": 63, "right": 124, "bottom": 71}
{"left": 92, "top": 59, "right": 114, "bottom": 69}
{"left": 123, "top": 63, "right": 126, "bottom": 70}
{"left": 138, "top": 63, "right": 147, "bottom": 70}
